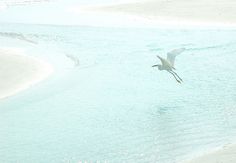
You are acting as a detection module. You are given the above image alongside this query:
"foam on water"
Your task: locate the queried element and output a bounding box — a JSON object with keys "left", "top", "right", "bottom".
{"left": 0, "top": 23, "right": 236, "bottom": 163}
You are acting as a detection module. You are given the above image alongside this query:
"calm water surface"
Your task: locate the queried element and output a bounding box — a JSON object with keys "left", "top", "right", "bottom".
{"left": 0, "top": 23, "right": 236, "bottom": 163}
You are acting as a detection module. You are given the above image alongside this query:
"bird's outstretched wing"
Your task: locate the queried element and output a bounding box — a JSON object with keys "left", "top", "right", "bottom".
{"left": 157, "top": 55, "right": 170, "bottom": 67}
{"left": 167, "top": 48, "right": 185, "bottom": 66}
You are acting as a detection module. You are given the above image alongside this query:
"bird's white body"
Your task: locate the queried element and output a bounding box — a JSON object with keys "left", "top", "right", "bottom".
{"left": 156, "top": 56, "right": 174, "bottom": 71}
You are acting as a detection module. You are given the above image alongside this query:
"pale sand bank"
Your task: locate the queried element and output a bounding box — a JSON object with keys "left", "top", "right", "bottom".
{"left": 0, "top": 48, "right": 53, "bottom": 100}
{"left": 183, "top": 144, "right": 236, "bottom": 163}
{"left": 81, "top": 0, "right": 236, "bottom": 27}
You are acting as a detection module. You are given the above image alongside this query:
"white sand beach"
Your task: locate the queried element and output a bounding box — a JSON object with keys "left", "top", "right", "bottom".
{"left": 79, "top": 0, "right": 236, "bottom": 27}
{"left": 0, "top": 48, "right": 53, "bottom": 100}
{"left": 183, "top": 144, "right": 236, "bottom": 163}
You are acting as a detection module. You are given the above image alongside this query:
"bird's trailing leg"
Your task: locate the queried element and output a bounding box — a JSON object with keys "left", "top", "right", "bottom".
{"left": 171, "top": 70, "right": 183, "bottom": 82}
{"left": 167, "top": 70, "right": 181, "bottom": 83}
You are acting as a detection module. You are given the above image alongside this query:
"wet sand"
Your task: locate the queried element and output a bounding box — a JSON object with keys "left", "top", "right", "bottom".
{"left": 0, "top": 48, "right": 53, "bottom": 99}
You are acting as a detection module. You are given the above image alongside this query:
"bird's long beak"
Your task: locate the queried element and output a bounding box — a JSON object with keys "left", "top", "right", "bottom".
{"left": 152, "top": 64, "right": 158, "bottom": 67}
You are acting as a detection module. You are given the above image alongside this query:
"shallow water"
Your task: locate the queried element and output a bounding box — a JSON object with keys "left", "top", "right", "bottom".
{"left": 0, "top": 23, "right": 236, "bottom": 163}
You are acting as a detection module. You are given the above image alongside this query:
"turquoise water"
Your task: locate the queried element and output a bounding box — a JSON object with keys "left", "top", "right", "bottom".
{"left": 1, "top": 23, "right": 236, "bottom": 163}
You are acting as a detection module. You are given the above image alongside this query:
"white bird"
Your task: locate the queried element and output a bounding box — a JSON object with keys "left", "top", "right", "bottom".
{"left": 152, "top": 48, "right": 185, "bottom": 83}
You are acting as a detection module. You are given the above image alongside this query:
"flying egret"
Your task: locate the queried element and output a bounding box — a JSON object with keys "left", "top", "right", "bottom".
{"left": 152, "top": 48, "right": 185, "bottom": 83}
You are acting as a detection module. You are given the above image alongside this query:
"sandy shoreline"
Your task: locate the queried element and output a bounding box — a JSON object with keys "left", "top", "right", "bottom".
{"left": 0, "top": 47, "right": 53, "bottom": 100}
{"left": 182, "top": 143, "right": 236, "bottom": 163}
{"left": 76, "top": 0, "right": 236, "bottom": 28}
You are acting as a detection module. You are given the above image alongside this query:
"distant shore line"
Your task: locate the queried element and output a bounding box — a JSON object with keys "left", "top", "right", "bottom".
{"left": 68, "top": 0, "right": 236, "bottom": 29}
